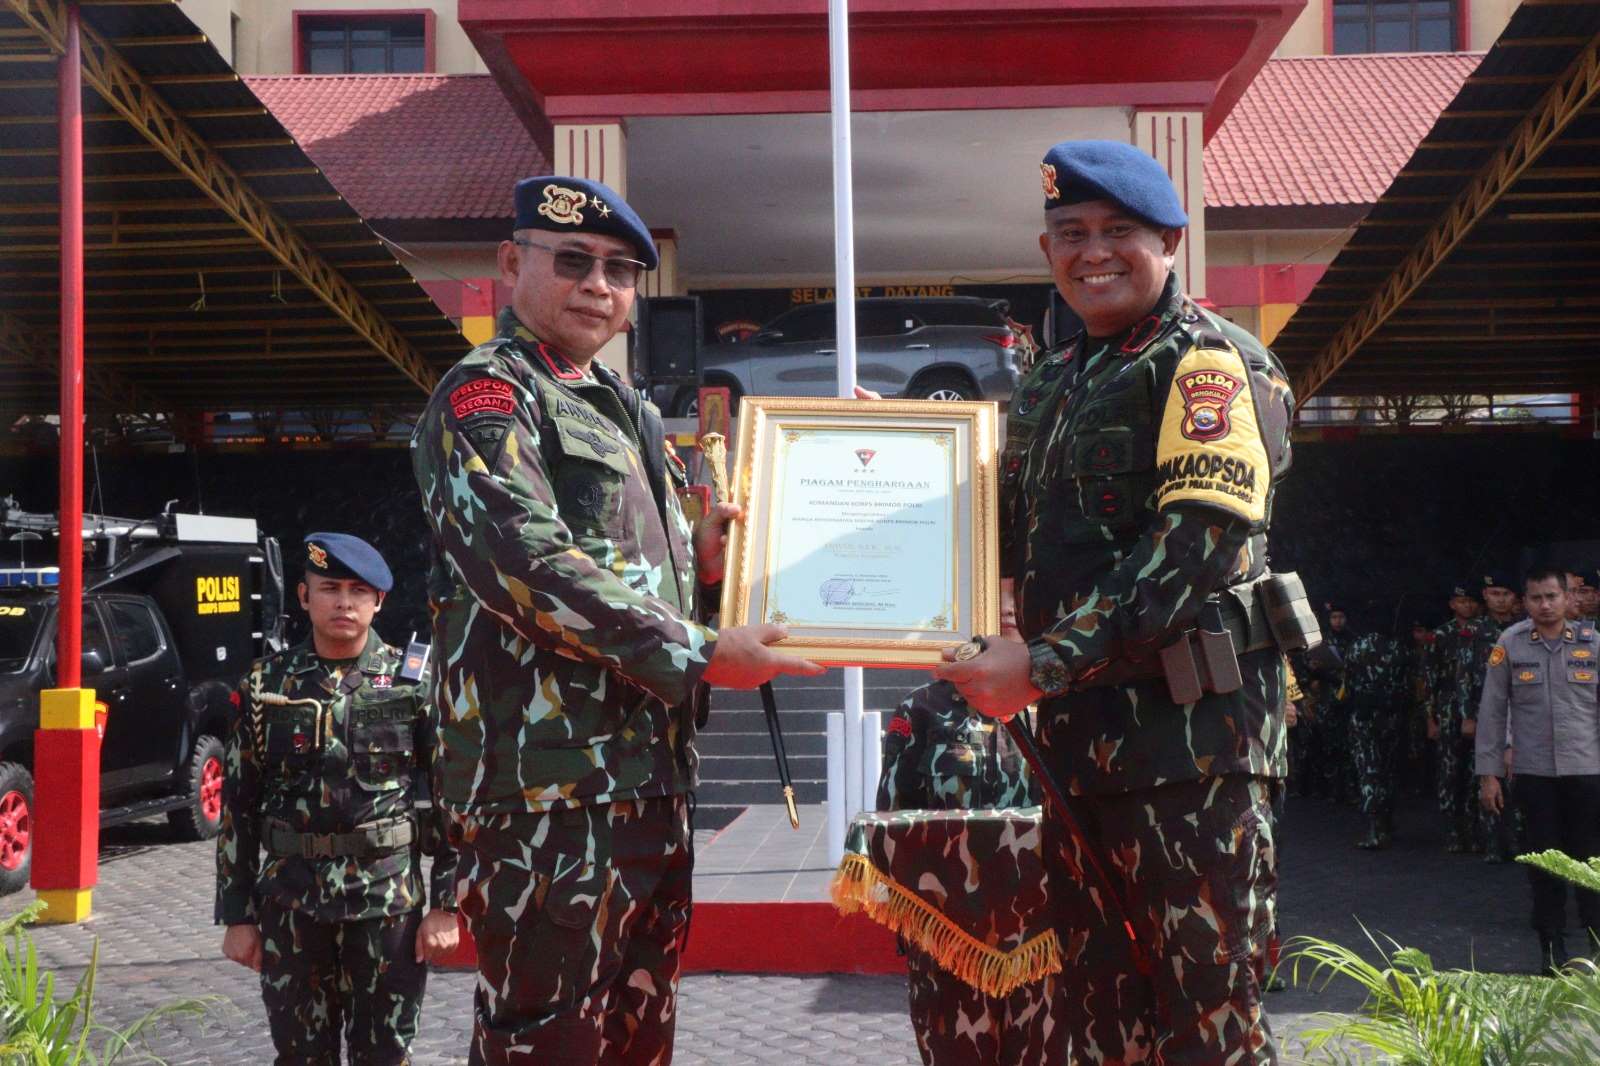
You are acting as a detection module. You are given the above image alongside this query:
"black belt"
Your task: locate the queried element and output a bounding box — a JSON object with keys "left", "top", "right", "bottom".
{"left": 266, "top": 818, "right": 415, "bottom": 860}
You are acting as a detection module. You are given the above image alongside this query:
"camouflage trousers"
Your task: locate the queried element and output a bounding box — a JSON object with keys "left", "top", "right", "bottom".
{"left": 904, "top": 949, "right": 1065, "bottom": 1065}
{"left": 256, "top": 900, "right": 425, "bottom": 1066}
{"left": 449, "top": 795, "right": 691, "bottom": 1066}
{"left": 1436, "top": 722, "right": 1484, "bottom": 848}
{"left": 1352, "top": 709, "right": 1403, "bottom": 823}
{"left": 1319, "top": 700, "right": 1357, "bottom": 803}
{"left": 1046, "top": 775, "right": 1279, "bottom": 1065}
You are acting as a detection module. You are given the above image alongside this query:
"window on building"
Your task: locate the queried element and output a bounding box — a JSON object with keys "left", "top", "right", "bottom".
{"left": 1332, "top": 1, "right": 1456, "bottom": 54}
{"left": 300, "top": 13, "right": 428, "bottom": 74}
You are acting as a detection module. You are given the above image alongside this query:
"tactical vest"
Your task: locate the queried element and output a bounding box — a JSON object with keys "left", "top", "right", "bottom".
{"left": 1011, "top": 299, "right": 1291, "bottom": 639}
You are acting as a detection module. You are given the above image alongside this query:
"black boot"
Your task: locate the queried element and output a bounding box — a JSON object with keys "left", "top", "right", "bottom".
{"left": 1541, "top": 933, "right": 1569, "bottom": 976}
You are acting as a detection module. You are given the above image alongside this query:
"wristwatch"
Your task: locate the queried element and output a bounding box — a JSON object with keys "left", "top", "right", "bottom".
{"left": 1027, "top": 640, "right": 1073, "bottom": 697}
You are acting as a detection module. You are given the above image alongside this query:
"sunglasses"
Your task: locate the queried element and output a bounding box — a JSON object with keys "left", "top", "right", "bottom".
{"left": 513, "top": 238, "right": 646, "bottom": 289}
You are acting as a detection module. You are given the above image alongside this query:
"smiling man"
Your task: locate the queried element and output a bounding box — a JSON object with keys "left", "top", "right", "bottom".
{"left": 410, "top": 175, "right": 820, "bottom": 1065}
{"left": 935, "top": 140, "right": 1297, "bottom": 1064}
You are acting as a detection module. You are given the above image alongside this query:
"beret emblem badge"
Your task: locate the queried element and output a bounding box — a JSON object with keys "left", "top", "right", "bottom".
{"left": 539, "top": 184, "right": 587, "bottom": 225}
{"left": 307, "top": 543, "right": 329, "bottom": 569}
{"left": 1040, "top": 163, "right": 1059, "bottom": 200}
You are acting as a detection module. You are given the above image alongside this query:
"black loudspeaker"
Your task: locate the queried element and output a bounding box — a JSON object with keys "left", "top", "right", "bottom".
{"left": 1047, "top": 289, "right": 1085, "bottom": 348}
{"left": 635, "top": 296, "right": 702, "bottom": 386}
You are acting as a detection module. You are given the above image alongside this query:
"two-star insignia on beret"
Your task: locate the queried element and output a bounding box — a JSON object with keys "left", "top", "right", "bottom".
{"left": 307, "top": 543, "right": 328, "bottom": 569}
{"left": 593, "top": 198, "right": 613, "bottom": 218}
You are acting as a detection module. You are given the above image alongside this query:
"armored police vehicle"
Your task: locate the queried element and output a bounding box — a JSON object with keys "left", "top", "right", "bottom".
{"left": 0, "top": 503, "right": 285, "bottom": 894}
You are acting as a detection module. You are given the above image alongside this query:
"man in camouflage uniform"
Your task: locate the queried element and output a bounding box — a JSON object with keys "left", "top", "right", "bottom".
{"left": 1429, "top": 584, "right": 1492, "bottom": 853}
{"left": 410, "top": 175, "right": 820, "bottom": 1065}
{"left": 1313, "top": 605, "right": 1358, "bottom": 804}
{"left": 1477, "top": 572, "right": 1522, "bottom": 862}
{"left": 876, "top": 587, "right": 1056, "bottom": 1065}
{"left": 1405, "top": 620, "right": 1437, "bottom": 799}
{"left": 217, "top": 533, "right": 459, "bottom": 1066}
{"left": 1346, "top": 629, "right": 1411, "bottom": 849}
{"left": 936, "top": 140, "right": 1296, "bottom": 1064}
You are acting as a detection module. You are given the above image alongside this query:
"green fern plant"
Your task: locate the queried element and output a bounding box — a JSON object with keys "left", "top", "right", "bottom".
{"left": 0, "top": 903, "right": 216, "bottom": 1065}
{"left": 1286, "top": 928, "right": 1600, "bottom": 1065}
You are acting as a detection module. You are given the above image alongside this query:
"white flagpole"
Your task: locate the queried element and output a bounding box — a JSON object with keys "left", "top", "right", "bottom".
{"left": 827, "top": 0, "right": 869, "bottom": 835}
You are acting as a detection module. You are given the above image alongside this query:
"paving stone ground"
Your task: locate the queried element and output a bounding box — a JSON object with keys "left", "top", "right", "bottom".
{"left": 3, "top": 789, "right": 1556, "bottom": 1065}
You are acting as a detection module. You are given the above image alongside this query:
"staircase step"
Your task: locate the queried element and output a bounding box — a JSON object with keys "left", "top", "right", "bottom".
{"left": 699, "top": 754, "right": 826, "bottom": 780}
{"left": 694, "top": 780, "right": 828, "bottom": 806}
{"left": 694, "top": 731, "right": 828, "bottom": 757}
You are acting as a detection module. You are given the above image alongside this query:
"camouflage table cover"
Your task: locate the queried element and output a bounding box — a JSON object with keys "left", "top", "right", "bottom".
{"left": 831, "top": 807, "right": 1059, "bottom": 997}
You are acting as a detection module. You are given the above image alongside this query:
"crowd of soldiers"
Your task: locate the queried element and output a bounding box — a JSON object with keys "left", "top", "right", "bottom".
{"left": 1287, "top": 569, "right": 1600, "bottom": 857}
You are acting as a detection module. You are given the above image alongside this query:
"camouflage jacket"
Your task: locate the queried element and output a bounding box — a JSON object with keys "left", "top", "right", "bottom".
{"left": 1428, "top": 617, "right": 1500, "bottom": 723}
{"left": 1343, "top": 634, "right": 1410, "bottom": 722}
{"left": 876, "top": 680, "right": 1036, "bottom": 812}
{"left": 410, "top": 308, "right": 713, "bottom": 815}
{"left": 214, "top": 632, "right": 456, "bottom": 925}
{"left": 1007, "top": 273, "right": 1295, "bottom": 795}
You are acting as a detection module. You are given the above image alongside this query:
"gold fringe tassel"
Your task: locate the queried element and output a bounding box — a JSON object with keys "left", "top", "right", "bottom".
{"left": 831, "top": 853, "right": 1061, "bottom": 998}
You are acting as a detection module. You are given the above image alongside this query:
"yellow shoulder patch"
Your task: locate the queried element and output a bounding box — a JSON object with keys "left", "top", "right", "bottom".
{"left": 1154, "top": 344, "right": 1268, "bottom": 523}
{"left": 1488, "top": 645, "right": 1506, "bottom": 667}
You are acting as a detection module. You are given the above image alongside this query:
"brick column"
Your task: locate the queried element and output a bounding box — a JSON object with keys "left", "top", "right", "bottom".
{"left": 1132, "top": 111, "right": 1206, "bottom": 298}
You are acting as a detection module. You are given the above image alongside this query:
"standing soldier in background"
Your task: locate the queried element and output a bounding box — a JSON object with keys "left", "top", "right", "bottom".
{"left": 1406, "top": 619, "right": 1437, "bottom": 799}
{"left": 410, "top": 175, "right": 821, "bottom": 1065}
{"left": 1477, "top": 572, "right": 1521, "bottom": 862}
{"left": 1430, "top": 584, "right": 1487, "bottom": 853}
{"left": 216, "top": 534, "right": 460, "bottom": 1066}
{"left": 876, "top": 584, "right": 1057, "bottom": 1066}
{"left": 934, "top": 140, "right": 1299, "bottom": 1064}
{"left": 1315, "top": 604, "right": 1358, "bottom": 804}
{"left": 1346, "top": 629, "right": 1412, "bottom": 850}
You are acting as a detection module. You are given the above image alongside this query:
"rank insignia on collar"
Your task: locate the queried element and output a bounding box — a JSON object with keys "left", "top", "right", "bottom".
{"left": 1040, "top": 162, "right": 1059, "bottom": 199}
{"left": 1120, "top": 315, "right": 1163, "bottom": 354}
{"left": 537, "top": 343, "right": 585, "bottom": 382}
{"left": 538, "top": 184, "right": 587, "bottom": 225}
{"left": 307, "top": 543, "right": 328, "bottom": 569}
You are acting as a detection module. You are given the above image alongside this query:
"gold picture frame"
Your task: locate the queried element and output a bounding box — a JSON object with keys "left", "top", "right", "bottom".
{"left": 719, "top": 397, "right": 1000, "bottom": 667}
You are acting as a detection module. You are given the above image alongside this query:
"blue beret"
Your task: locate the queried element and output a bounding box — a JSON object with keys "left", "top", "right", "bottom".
{"left": 1039, "top": 140, "right": 1187, "bottom": 229}
{"left": 1482, "top": 571, "right": 1516, "bottom": 591}
{"left": 303, "top": 533, "right": 392, "bottom": 593}
{"left": 513, "top": 176, "right": 658, "bottom": 270}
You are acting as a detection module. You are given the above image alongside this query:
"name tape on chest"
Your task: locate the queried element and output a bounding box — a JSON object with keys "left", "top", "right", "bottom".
{"left": 451, "top": 378, "right": 515, "bottom": 420}
{"left": 1154, "top": 345, "right": 1268, "bottom": 524}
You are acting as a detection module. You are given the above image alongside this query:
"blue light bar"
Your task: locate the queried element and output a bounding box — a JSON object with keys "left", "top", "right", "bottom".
{"left": 0, "top": 568, "right": 61, "bottom": 588}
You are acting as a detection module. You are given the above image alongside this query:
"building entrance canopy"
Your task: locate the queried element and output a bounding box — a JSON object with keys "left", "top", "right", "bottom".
{"left": 462, "top": 0, "right": 1304, "bottom": 295}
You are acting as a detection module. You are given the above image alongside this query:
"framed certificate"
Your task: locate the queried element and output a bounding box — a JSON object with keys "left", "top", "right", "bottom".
{"left": 719, "top": 397, "right": 999, "bottom": 667}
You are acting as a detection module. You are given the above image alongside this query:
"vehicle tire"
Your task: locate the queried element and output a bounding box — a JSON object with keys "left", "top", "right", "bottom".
{"left": 671, "top": 388, "right": 700, "bottom": 418}
{"left": 0, "top": 764, "right": 33, "bottom": 897}
{"left": 908, "top": 372, "right": 977, "bottom": 402}
{"left": 168, "top": 734, "right": 226, "bottom": 842}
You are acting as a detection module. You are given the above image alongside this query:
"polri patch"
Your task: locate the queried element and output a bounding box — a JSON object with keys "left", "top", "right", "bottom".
{"left": 451, "top": 378, "right": 514, "bottom": 419}
{"left": 1488, "top": 646, "right": 1507, "bottom": 667}
{"left": 1178, "top": 368, "right": 1244, "bottom": 442}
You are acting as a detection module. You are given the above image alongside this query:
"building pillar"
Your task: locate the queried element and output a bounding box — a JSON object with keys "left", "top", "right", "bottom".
{"left": 461, "top": 277, "right": 496, "bottom": 346}
{"left": 552, "top": 121, "right": 631, "bottom": 373}
{"left": 643, "top": 230, "right": 682, "bottom": 299}
{"left": 1132, "top": 110, "right": 1206, "bottom": 298}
